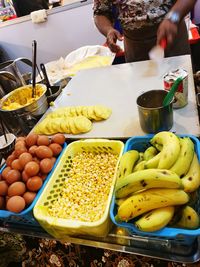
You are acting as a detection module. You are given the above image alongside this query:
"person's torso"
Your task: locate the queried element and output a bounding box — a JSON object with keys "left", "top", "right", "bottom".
{"left": 94, "top": 0, "right": 175, "bottom": 30}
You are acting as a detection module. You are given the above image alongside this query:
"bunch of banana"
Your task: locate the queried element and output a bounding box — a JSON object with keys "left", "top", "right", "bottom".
{"left": 117, "top": 150, "right": 139, "bottom": 180}
{"left": 133, "top": 160, "right": 146, "bottom": 172}
{"left": 181, "top": 153, "right": 200, "bottom": 193}
{"left": 46, "top": 104, "right": 112, "bottom": 121}
{"left": 133, "top": 152, "right": 146, "bottom": 171}
{"left": 174, "top": 205, "right": 200, "bottom": 229}
{"left": 169, "top": 137, "right": 194, "bottom": 177}
{"left": 114, "top": 131, "right": 200, "bottom": 233}
{"left": 135, "top": 206, "right": 175, "bottom": 232}
{"left": 34, "top": 116, "right": 92, "bottom": 135}
{"left": 116, "top": 188, "right": 189, "bottom": 221}
{"left": 150, "top": 131, "right": 181, "bottom": 169}
{"left": 115, "top": 169, "right": 182, "bottom": 198}
{"left": 143, "top": 146, "right": 158, "bottom": 161}
{"left": 145, "top": 152, "right": 161, "bottom": 169}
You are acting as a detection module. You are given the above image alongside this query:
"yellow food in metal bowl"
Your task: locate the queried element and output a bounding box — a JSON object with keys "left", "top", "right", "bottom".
{"left": 1, "top": 84, "right": 45, "bottom": 111}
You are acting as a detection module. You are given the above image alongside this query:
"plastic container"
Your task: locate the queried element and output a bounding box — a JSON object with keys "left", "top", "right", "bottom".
{"left": 0, "top": 142, "right": 67, "bottom": 226}
{"left": 33, "top": 139, "right": 124, "bottom": 238}
{"left": 110, "top": 134, "right": 200, "bottom": 245}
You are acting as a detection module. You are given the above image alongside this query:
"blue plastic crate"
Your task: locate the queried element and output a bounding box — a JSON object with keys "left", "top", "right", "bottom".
{"left": 110, "top": 134, "right": 200, "bottom": 244}
{"left": 0, "top": 142, "right": 67, "bottom": 226}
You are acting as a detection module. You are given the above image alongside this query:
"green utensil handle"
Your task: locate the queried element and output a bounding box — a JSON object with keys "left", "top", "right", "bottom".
{"left": 163, "top": 77, "right": 184, "bottom": 107}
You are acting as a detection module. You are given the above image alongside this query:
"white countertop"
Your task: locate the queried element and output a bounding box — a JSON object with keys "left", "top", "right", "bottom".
{"left": 50, "top": 54, "right": 200, "bottom": 138}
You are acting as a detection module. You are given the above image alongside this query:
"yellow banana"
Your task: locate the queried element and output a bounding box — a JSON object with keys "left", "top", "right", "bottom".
{"left": 143, "top": 146, "right": 158, "bottom": 161}
{"left": 133, "top": 160, "right": 146, "bottom": 172}
{"left": 116, "top": 188, "right": 189, "bottom": 221}
{"left": 145, "top": 152, "right": 161, "bottom": 169}
{"left": 115, "top": 169, "right": 182, "bottom": 198}
{"left": 136, "top": 152, "right": 144, "bottom": 164}
{"left": 154, "top": 143, "right": 163, "bottom": 151}
{"left": 135, "top": 206, "right": 175, "bottom": 232}
{"left": 181, "top": 153, "right": 200, "bottom": 193}
{"left": 174, "top": 206, "right": 200, "bottom": 229}
{"left": 150, "top": 131, "right": 181, "bottom": 169}
{"left": 115, "top": 197, "right": 128, "bottom": 206}
{"left": 117, "top": 150, "right": 139, "bottom": 180}
{"left": 170, "top": 137, "right": 194, "bottom": 177}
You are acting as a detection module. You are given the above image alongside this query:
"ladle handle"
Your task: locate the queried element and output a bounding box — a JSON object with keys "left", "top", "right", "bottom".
{"left": 40, "top": 63, "right": 51, "bottom": 89}
{"left": 32, "top": 40, "right": 37, "bottom": 98}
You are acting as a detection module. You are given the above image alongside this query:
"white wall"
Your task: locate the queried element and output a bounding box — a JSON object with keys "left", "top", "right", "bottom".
{"left": 0, "top": 2, "right": 104, "bottom": 65}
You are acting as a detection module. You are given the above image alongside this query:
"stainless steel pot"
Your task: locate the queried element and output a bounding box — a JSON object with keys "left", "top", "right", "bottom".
{"left": 0, "top": 84, "right": 48, "bottom": 135}
{"left": 136, "top": 90, "right": 173, "bottom": 133}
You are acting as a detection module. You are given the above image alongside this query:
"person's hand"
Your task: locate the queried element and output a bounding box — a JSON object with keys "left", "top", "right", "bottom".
{"left": 157, "top": 19, "right": 178, "bottom": 47}
{"left": 106, "top": 28, "right": 123, "bottom": 53}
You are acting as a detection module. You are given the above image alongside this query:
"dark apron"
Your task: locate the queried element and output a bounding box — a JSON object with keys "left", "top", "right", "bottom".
{"left": 123, "top": 20, "right": 190, "bottom": 62}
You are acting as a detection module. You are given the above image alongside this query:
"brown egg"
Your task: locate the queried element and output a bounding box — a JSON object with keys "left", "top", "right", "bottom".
{"left": 15, "top": 146, "right": 28, "bottom": 158}
{"left": 37, "top": 135, "right": 50, "bottom": 146}
{"left": 35, "top": 146, "right": 53, "bottom": 159}
{"left": 16, "top": 136, "right": 26, "bottom": 142}
{"left": 22, "top": 171, "right": 30, "bottom": 183}
{"left": 23, "top": 191, "right": 36, "bottom": 205}
{"left": 6, "top": 169, "right": 21, "bottom": 184}
{"left": 2, "top": 166, "right": 11, "bottom": 180}
{"left": 0, "top": 181, "right": 8, "bottom": 196}
{"left": 29, "top": 145, "right": 38, "bottom": 156}
{"left": 52, "top": 133, "right": 65, "bottom": 145}
{"left": 6, "top": 154, "right": 16, "bottom": 166}
{"left": 25, "top": 133, "right": 38, "bottom": 147}
{"left": 49, "top": 143, "right": 62, "bottom": 156}
{"left": 6, "top": 196, "right": 26, "bottom": 213}
{"left": 15, "top": 140, "right": 26, "bottom": 149}
{"left": 8, "top": 181, "right": 26, "bottom": 197}
{"left": 24, "top": 161, "right": 40, "bottom": 177}
{"left": 11, "top": 159, "right": 23, "bottom": 171}
{"left": 0, "top": 196, "right": 5, "bottom": 209}
{"left": 19, "top": 152, "right": 33, "bottom": 168}
{"left": 11, "top": 150, "right": 17, "bottom": 158}
{"left": 27, "top": 176, "right": 43, "bottom": 192}
{"left": 40, "top": 158, "right": 54, "bottom": 174}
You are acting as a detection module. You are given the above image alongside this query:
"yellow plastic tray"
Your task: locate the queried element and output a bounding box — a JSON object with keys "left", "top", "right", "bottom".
{"left": 33, "top": 139, "right": 124, "bottom": 238}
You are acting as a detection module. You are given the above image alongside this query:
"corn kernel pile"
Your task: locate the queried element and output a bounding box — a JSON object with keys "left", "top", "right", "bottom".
{"left": 48, "top": 151, "right": 118, "bottom": 222}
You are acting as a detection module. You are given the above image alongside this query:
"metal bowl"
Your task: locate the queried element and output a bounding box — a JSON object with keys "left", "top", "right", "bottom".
{"left": 0, "top": 84, "right": 48, "bottom": 135}
{"left": 0, "top": 84, "right": 48, "bottom": 116}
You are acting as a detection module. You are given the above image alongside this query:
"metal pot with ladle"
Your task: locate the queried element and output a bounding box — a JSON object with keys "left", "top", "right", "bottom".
{"left": 0, "top": 57, "right": 46, "bottom": 135}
